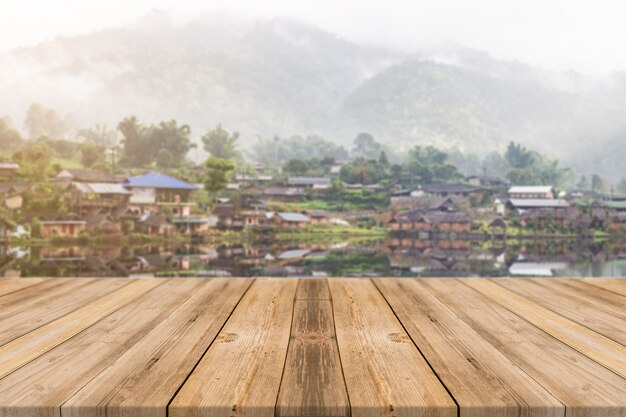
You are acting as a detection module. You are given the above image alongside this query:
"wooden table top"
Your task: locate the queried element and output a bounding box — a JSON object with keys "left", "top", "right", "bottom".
{"left": 0, "top": 277, "right": 625, "bottom": 417}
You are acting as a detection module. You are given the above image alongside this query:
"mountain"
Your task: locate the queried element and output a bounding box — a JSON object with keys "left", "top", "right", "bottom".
{"left": 1, "top": 11, "right": 626, "bottom": 177}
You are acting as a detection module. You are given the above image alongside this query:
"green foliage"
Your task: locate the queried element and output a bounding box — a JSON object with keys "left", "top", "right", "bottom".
{"left": 592, "top": 174, "right": 610, "bottom": 193}
{"left": 31, "top": 217, "right": 41, "bottom": 238}
{"left": 76, "top": 124, "right": 118, "bottom": 145}
{"left": 12, "top": 142, "right": 55, "bottom": 182}
{"left": 23, "top": 103, "right": 71, "bottom": 139}
{"left": 201, "top": 124, "right": 241, "bottom": 160}
{"left": 156, "top": 149, "right": 174, "bottom": 169}
{"left": 252, "top": 135, "right": 348, "bottom": 165}
{"left": 340, "top": 158, "right": 388, "bottom": 185}
{"left": 204, "top": 157, "right": 236, "bottom": 197}
{"left": 406, "top": 145, "right": 461, "bottom": 183}
{"left": 351, "top": 133, "right": 381, "bottom": 159}
{"left": 0, "top": 118, "right": 22, "bottom": 152}
{"left": 80, "top": 140, "right": 106, "bottom": 168}
{"left": 282, "top": 159, "right": 311, "bottom": 176}
{"left": 617, "top": 178, "right": 626, "bottom": 194}
{"left": 118, "top": 116, "right": 195, "bottom": 168}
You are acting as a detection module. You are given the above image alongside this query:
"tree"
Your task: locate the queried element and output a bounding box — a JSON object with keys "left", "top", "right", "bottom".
{"left": 23, "top": 103, "right": 71, "bottom": 139}
{"left": 118, "top": 117, "right": 194, "bottom": 168}
{"left": 80, "top": 140, "right": 106, "bottom": 168}
{"left": 378, "top": 151, "right": 389, "bottom": 166}
{"left": 283, "top": 159, "right": 310, "bottom": 176}
{"left": 0, "top": 118, "right": 22, "bottom": 152}
{"left": 12, "top": 142, "right": 55, "bottom": 182}
{"left": 204, "top": 157, "right": 236, "bottom": 199}
{"left": 591, "top": 174, "right": 609, "bottom": 193}
{"left": 156, "top": 149, "right": 174, "bottom": 169}
{"left": 77, "top": 124, "right": 118, "bottom": 145}
{"left": 252, "top": 135, "right": 348, "bottom": 164}
{"left": 505, "top": 142, "right": 536, "bottom": 169}
{"left": 202, "top": 124, "right": 241, "bottom": 160}
{"left": 351, "top": 133, "right": 381, "bottom": 159}
{"left": 407, "top": 145, "right": 461, "bottom": 183}
{"left": 617, "top": 178, "right": 626, "bottom": 194}
{"left": 577, "top": 175, "right": 589, "bottom": 191}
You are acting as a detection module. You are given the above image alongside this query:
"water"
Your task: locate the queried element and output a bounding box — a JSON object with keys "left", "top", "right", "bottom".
{"left": 2, "top": 238, "right": 626, "bottom": 278}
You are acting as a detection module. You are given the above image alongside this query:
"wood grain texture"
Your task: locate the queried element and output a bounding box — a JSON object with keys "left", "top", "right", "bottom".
{"left": 575, "top": 278, "right": 626, "bottom": 297}
{"left": 276, "top": 279, "right": 350, "bottom": 417}
{"left": 330, "top": 278, "right": 456, "bottom": 417}
{"left": 550, "top": 278, "right": 626, "bottom": 316}
{"left": 0, "top": 278, "right": 129, "bottom": 345}
{"left": 169, "top": 278, "right": 298, "bottom": 417}
{"left": 62, "top": 278, "right": 251, "bottom": 417}
{"left": 0, "top": 278, "right": 46, "bottom": 297}
{"left": 463, "top": 278, "right": 626, "bottom": 379}
{"left": 375, "top": 278, "right": 563, "bottom": 417}
{"left": 496, "top": 278, "right": 626, "bottom": 345}
{"left": 423, "top": 279, "right": 626, "bottom": 417}
{"left": 0, "top": 278, "right": 163, "bottom": 380}
{"left": 0, "top": 278, "right": 199, "bottom": 417}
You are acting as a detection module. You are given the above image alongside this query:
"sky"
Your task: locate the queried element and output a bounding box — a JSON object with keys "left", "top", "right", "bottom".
{"left": 2, "top": 0, "right": 626, "bottom": 73}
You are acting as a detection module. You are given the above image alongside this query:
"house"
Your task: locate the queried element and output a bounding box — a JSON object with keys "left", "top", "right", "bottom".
{"left": 506, "top": 199, "right": 569, "bottom": 214}
{"left": 240, "top": 210, "right": 268, "bottom": 229}
{"left": 136, "top": 212, "right": 175, "bottom": 235}
{"left": 40, "top": 220, "right": 87, "bottom": 237}
{"left": 488, "top": 218, "right": 508, "bottom": 235}
{"left": 124, "top": 173, "right": 198, "bottom": 216}
{"left": 421, "top": 183, "right": 482, "bottom": 198}
{"left": 53, "top": 169, "right": 117, "bottom": 183}
{"left": 520, "top": 208, "right": 576, "bottom": 228}
{"left": 391, "top": 195, "right": 464, "bottom": 212}
{"left": 609, "top": 213, "right": 626, "bottom": 232}
{"left": 287, "top": 177, "right": 331, "bottom": 190}
{"left": 0, "top": 184, "right": 29, "bottom": 210}
{"left": 390, "top": 211, "right": 470, "bottom": 233}
{"left": 84, "top": 210, "right": 123, "bottom": 235}
{"left": 508, "top": 186, "right": 556, "bottom": 200}
{"left": 0, "top": 163, "right": 21, "bottom": 183}
{"left": 302, "top": 210, "right": 329, "bottom": 225}
{"left": 272, "top": 212, "right": 311, "bottom": 229}
{"left": 71, "top": 183, "right": 131, "bottom": 211}
{"left": 174, "top": 216, "right": 217, "bottom": 235}
{"left": 466, "top": 175, "right": 506, "bottom": 187}
{"left": 212, "top": 204, "right": 241, "bottom": 229}
{"left": 264, "top": 187, "right": 306, "bottom": 202}
{"left": 234, "top": 173, "right": 273, "bottom": 184}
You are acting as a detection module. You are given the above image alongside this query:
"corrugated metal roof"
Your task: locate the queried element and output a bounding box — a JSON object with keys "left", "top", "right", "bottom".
{"left": 75, "top": 183, "right": 131, "bottom": 194}
{"left": 508, "top": 186, "right": 554, "bottom": 194}
{"left": 288, "top": 177, "right": 331, "bottom": 186}
{"left": 509, "top": 199, "right": 569, "bottom": 208}
{"left": 0, "top": 163, "right": 19, "bottom": 170}
{"left": 124, "top": 173, "right": 198, "bottom": 190}
{"left": 277, "top": 212, "right": 310, "bottom": 222}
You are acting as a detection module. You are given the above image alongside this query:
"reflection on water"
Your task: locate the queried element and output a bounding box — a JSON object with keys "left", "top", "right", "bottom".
{"left": 2, "top": 238, "right": 626, "bottom": 278}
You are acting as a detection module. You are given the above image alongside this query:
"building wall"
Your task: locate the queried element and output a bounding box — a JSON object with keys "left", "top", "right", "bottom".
{"left": 41, "top": 223, "right": 86, "bottom": 237}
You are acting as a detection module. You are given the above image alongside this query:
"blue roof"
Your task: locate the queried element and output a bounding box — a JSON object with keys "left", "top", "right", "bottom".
{"left": 124, "top": 173, "right": 198, "bottom": 190}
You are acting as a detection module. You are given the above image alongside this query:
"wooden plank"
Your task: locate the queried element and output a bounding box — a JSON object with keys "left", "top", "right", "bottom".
{"left": 0, "top": 279, "right": 77, "bottom": 316}
{"left": 463, "top": 278, "right": 626, "bottom": 379}
{"left": 0, "top": 278, "right": 130, "bottom": 345}
{"left": 496, "top": 278, "right": 626, "bottom": 345}
{"left": 579, "top": 278, "right": 626, "bottom": 297}
{"left": 276, "top": 279, "right": 349, "bottom": 417}
{"left": 0, "top": 278, "right": 164, "bottom": 379}
{"left": 295, "top": 278, "right": 330, "bottom": 300}
{"left": 0, "top": 278, "right": 46, "bottom": 297}
{"left": 551, "top": 278, "right": 626, "bottom": 317}
{"left": 375, "top": 278, "right": 562, "bottom": 417}
{"left": 62, "top": 278, "right": 252, "bottom": 417}
{"left": 423, "top": 279, "right": 626, "bottom": 417}
{"left": 330, "top": 278, "right": 456, "bottom": 417}
{"left": 0, "top": 278, "right": 201, "bottom": 417}
{"left": 169, "top": 278, "right": 298, "bottom": 417}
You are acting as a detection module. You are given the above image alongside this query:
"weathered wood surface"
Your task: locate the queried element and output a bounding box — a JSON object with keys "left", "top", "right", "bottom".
{"left": 0, "top": 277, "right": 625, "bottom": 417}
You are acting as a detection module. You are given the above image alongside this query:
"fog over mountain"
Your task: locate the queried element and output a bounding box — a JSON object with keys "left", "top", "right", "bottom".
{"left": 2, "top": 11, "right": 626, "bottom": 178}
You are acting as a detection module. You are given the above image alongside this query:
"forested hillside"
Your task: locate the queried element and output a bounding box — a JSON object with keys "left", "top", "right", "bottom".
{"left": 2, "top": 11, "right": 626, "bottom": 177}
